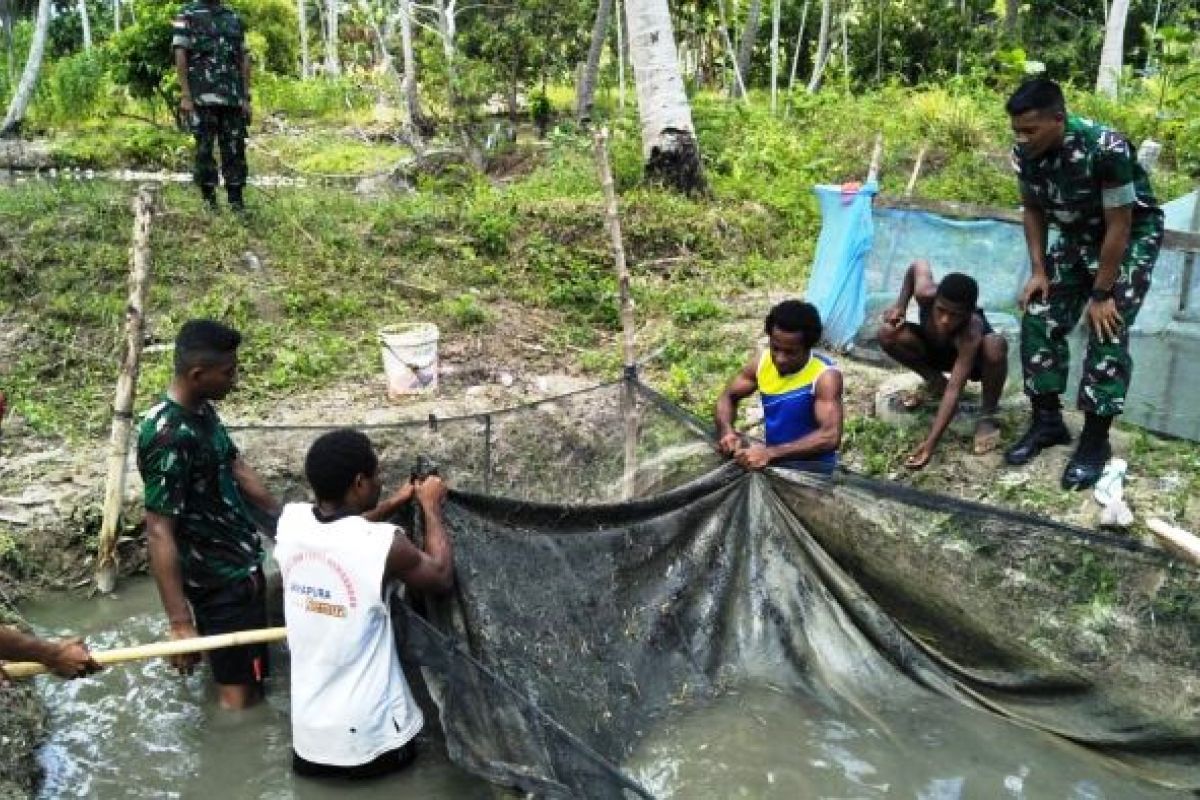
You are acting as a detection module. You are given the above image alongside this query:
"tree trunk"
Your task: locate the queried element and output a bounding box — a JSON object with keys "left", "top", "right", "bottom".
{"left": 840, "top": 6, "right": 850, "bottom": 92}
{"left": 717, "top": 0, "right": 747, "bottom": 99}
{"left": 1095, "top": 0, "right": 1129, "bottom": 97}
{"left": 626, "top": 0, "right": 705, "bottom": 193}
{"left": 806, "top": 0, "right": 831, "bottom": 93}
{"left": 576, "top": 0, "right": 614, "bottom": 122}
{"left": 296, "top": 0, "right": 311, "bottom": 76}
{"left": 786, "top": 0, "right": 810, "bottom": 99}
{"left": 769, "top": 0, "right": 780, "bottom": 111}
{"left": 113, "top": 0, "right": 120, "bottom": 33}
{"left": 1, "top": 0, "right": 51, "bottom": 136}
{"left": 78, "top": 0, "right": 92, "bottom": 51}
{"left": 617, "top": 0, "right": 628, "bottom": 107}
{"left": 1004, "top": 0, "right": 1018, "bottom": 34}
{"left": 435, "top": 0, "right": 458, "bottom": 101}
{"left": 2, "top": 0, "right": 13, "bottom": 86}
{"left": 324, "top": 0, "right": 340, "bottom": 76}
{"left": 397, "top": 0, "right": 423, "bottom": 142}
{"left": 733, "top": 0, "right": 761, "bottom": 98}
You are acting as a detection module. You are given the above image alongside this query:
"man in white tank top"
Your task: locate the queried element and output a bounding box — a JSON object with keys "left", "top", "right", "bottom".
{"left": 273, "top": 428, "right": 453, "bottom": 780}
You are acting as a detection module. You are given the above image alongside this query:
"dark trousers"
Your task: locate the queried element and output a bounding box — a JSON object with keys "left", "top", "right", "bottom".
{"left": 193, "top": 105, "right": 248, "bottom": 190}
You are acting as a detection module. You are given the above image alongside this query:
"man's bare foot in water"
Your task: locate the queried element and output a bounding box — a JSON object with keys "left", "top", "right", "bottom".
{"left": 902, "top": 376, "right": 948, "bottom": 410}
{"left": 973, "top": 416, "right": 1001, "bottom": 454}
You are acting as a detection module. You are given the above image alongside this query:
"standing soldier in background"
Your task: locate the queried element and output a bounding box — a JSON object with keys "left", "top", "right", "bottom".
{"left": 1004, "top": 78, "right": 1163, "bottom": 490}
{"left": 173, "top": 0, "right": 252, "bottom": 212}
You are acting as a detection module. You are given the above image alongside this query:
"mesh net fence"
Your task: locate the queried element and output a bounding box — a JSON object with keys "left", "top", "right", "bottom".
{"left": 237, "top": 380, "right": 1200, "bottom": 796}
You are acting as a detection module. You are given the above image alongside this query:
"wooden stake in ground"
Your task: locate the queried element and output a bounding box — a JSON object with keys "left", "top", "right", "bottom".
{"left": 905, "top": 144, "right": 927, "bottom": 197}
{"left": 1146, "top": 518, "right": 1200, "bottom": 567}
{"left": 95, "top": 185, "right": 156, "bottom": 594}
{"left": 1, "top": 627, "right": 288, "bottom": 680}
{"left": 866, "top": 132, "right": 884, "bottom": 185}
{"left": 593, "top": 128, "right": 639, "bottom": 500}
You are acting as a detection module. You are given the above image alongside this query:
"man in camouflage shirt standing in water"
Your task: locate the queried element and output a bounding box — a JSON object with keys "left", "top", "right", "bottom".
{"left": 1004, "top": 79, "right": 1164, "bottom": 490}
{"left": 172, "top": 0, "right": 252, "bottom": 211}
{"left": 138, "top": 320, "right": 280, "bottom": 709}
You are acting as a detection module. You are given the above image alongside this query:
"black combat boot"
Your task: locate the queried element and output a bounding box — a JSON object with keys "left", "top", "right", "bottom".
{"left": 227, "top": 185, "right": 245, "bottom": 214}
{"left": 1004, "top": 404, "right": 1072, "bottom": 466}
{"left": 1061, "top": 413, "right": 1113, "bottom": 490}
{"left": 201, "top": 185, "right": 218, "bottom": 211}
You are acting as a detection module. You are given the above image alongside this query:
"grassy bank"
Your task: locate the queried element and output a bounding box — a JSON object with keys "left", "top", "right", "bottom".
{"left": 2, "top": 87, "right": 1199, "bottom": 582}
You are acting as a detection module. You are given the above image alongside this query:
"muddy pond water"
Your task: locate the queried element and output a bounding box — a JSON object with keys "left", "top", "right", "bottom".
{"left": 26, "top": 578, "right": 1185, "bottom": 799}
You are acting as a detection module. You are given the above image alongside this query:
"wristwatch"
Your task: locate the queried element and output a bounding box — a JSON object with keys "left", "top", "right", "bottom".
{"left": 1090, "top": 287, "right": 1113, "bottom": 302}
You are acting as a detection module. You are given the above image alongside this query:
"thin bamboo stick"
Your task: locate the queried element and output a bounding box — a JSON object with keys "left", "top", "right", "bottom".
{"left": 593, "top": 128, "right": 639, "bottom": 500}
{"left": 2, "top": 627, "right": 288, "bottom": 680}
{"left": 95, "top": 185, "right": 156, "bottom": 594}
{"left": 905, "top": 144, "right": 927, "bottom": 196}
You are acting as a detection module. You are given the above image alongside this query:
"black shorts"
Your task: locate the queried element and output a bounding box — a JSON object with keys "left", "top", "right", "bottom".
{"left": 186, "top": 568, "right": 269, "bottom": 687}
{"left": 905, "top": 310, "right": 995, "bottom": 382}
{"left": 292, "top": 740, "right": 417, "bottom": 780}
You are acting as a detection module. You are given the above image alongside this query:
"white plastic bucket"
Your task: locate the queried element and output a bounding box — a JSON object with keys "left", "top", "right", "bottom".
{"left": 380, "top": 323, "right": 439, "bottom": 398}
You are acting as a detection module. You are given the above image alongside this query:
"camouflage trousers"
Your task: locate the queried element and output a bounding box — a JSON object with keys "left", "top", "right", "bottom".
{"left": 193, "top": 105, "right": 247, "bottom": 190}
{"left": 1020, "top": 228, "right": 1162, "bottom": 416}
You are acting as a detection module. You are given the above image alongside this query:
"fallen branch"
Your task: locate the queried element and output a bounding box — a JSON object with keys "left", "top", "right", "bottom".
{"left": 1146, "top": 518, "right": 1200, "bottom": 566}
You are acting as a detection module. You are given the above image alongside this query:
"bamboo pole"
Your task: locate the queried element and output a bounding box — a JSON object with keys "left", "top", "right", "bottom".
{"left": 593, "top": 128, "right": 639, "bottom": 500}
{"left": 905, "top": 144, "right": 927, "bottom": 196}
{"left": 95, "top": 185, "right": 156, "bottom": 595}
{"left": 866, "top": 132, "right": 883, "bottom": 184}
{"left": 2, "top": 627, "right": 288, "bottom": 680}
{"left": 1146, "top": 518, "right": 1200, "bottom": 566}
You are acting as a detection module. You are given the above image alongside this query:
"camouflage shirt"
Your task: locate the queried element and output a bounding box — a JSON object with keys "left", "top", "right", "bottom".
{"left": 172, "top": 1, "right": 246, "bottom": 106}
{"left": 1012, "top": 114, "right": 1163, "bottom": 245}
{"left": 137, "top": 395, "right": 262, "bottom": 590}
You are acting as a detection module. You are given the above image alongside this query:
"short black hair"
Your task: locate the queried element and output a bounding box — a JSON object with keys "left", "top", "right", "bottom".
{"left": 764, "top": 300, "right": 823, "bottom": 346}
{"left": 1005, "top": 78, "right": 1065, "bottom": 117}
{"left": 174, "top": 319, "right": 241, "bottom": 375}
{"left": 305, "top": 428, "right": 379, "bottom": 503}
{"left": 937, "top": 272, "right": 979, "bottom": 309}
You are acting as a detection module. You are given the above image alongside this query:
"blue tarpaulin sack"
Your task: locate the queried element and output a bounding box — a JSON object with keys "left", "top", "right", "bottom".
{"left": 806, "top": 181, "right": 878, "bottom": 349}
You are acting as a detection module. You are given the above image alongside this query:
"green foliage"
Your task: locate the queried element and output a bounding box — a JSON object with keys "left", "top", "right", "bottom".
{"left": 255, "top": 73, "right": 376, "bottom": 119}
{"left": 228, "top": 0, "right": 298, "bottom": 75}
{"left": 38, "top": 50, "right": 111, "bottom": 125}
{"left": 438, "top": 293, "right": 492, "bottom": 329}
{"left": 51, "top": 123, "right": 190, "bottom": 168}
{"left": 107, "top": 0, "right": 178, "bottom": 102}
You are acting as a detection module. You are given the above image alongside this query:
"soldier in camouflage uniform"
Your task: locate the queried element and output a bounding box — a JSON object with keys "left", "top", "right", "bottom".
{"left": 172, "top": 0, "right": 251, "bottom": 210}
{"left": 138, "top": 320, "right": 280, "bottom": 709}
{"left": 1003, "top": 79, "right": 1164, "bottom": 490}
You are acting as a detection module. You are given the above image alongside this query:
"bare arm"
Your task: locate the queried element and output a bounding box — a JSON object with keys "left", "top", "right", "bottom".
{"left": 363, "top": 481, "right": 415, "bottom": 523}
{"left": 0, "top": 627, "right": 99, "bottom": 679}
{"left": 383, "top": 477, "right": 453, "bottom": 594}
{"left": 1095, "top": 204, "right": 1132, "bottom": 292}
{"left": 922, "top": 326, "right": 983, "bottom": 450}
{"left": 761, "top": 369, "right": 844, "bottom": 462}
{"left": 175, "top": 47, "right": 192, "bottom": 111}
{"left": 146, "top": 512, "right": 193, "bottom": 626}
{"left": 715, "top": 356, "right": 760, "bottom": 451}
{"left": 232, "top": 457, "right": 280, "bottom": 518}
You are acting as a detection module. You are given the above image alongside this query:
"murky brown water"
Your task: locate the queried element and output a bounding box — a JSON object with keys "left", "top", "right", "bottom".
{"left": 27, "top": 579, "right": 1187, "bottom": 799}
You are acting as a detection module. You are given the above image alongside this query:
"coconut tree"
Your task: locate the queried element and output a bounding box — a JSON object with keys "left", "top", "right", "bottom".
{"left": 324, "top": 0, "right": 341, "bottom": 75}
{"left": 806, "top": 0, "right": 831, "bottom": 92}
{"left": 576, "top": 0, "right": 613, "bottom": 122}
{"left": 733, "top": 0, "right": 761, "bottom": 98}
{"left": 1, "top": 0, "right": 51, "bottom": 136}
{"left": 625, "top": 0, "right": 705, "bottom": 193}
{"left": 1095, "top": 0, "right": 1130, "bottom": 97}
{"left": 297, "top": 0, "right": 311, "bottom": 76}
{"left": 78, "top": 0, "right": 92, "bottom": 50}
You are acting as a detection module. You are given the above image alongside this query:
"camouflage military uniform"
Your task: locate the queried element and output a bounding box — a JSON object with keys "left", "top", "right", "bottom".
{"left": 137, "top": 395, "right": 262, "bottom": 590}
{"left": 172, "top": 1, "right": 248, "bottom": 193}
{"left": 1013, "top": 114, "right": 1164, "bottom": 417}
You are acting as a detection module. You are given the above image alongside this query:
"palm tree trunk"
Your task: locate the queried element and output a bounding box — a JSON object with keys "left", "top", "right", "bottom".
{"left": 626, "top": 0, "right": 705, "bottom": 193}
{"left": 733, "top": 0, "right": 761, "bottom": 98}
{"left": 1, "top": 0, "right": 14, "bottom": 86}
{"left": 113, "top": 0, "right": 120, "bottom": 33}
{"left": 324, "top": 0, "right": 340, "bottom": 75}
{"left": 296, "top": 0, "right": 311, "bottom": 76}
{"left": 1004, "top": 0, "right": 1018, "bottom": 34}
{"left": 398, "top": 0, "right": 423, "bottom": 141}
{"left": 806, "top": 0, "right": 831, "bottom": 93}
{"left": 78, "top": 0, "right": 92, "bottom": 51}
{"left": 769, "top": 0, "right": 780, "bottom": 111}
{"left": 717, "top": 0, "right": 747, "bottom": 99}
{"left": 1, "top": 0, "right": 51, "bottom": 136}
{"left": 1095, "top": 0, "right": 1129, "bottom": 97}
{"left": 576, "top": 0, "right": 614, "bottom": 122}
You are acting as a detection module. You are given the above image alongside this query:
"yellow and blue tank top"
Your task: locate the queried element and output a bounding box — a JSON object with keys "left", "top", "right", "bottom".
{"left": 757, "top": 351, "right": 837, "bottom": 467}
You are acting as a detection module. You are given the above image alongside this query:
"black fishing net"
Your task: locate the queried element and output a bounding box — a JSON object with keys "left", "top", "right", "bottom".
{"left": 235, "top": 380, "right": 1200, "bottom": 797}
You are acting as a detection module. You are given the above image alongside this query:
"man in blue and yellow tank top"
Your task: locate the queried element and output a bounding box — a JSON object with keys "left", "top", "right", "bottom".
{"left": 715, "top": 300, "right": 844, "bottom": 473}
